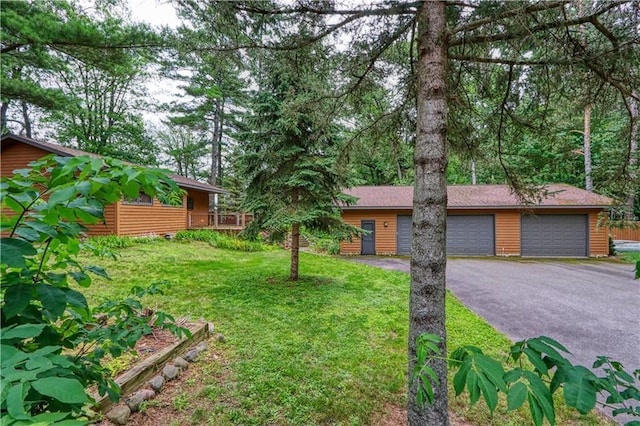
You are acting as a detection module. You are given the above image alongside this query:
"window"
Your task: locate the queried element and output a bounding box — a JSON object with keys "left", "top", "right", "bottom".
{"left": 187, "top": 197, "right": 194, "bottom": 211}
{"left": 123, "top": 192, "right": 153, "bottom": 205}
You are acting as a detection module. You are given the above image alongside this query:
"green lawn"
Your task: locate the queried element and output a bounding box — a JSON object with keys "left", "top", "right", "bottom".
{"left": 78, "top": 241, "right": 608, "bottom": 425}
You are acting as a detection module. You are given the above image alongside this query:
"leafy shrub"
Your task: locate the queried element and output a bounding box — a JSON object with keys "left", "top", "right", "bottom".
{"left": 0, "top": 155, "right": 188, "bottom": 424}
{"left": 303, "top": 230, "right": 341, "bottom": 255}
{"left": 85, "top": 235, "right": 165, "bottom": 252}
{"left": 175, "top": 229, "right": 273, "bottom": 252}
{"left": 413, "top": 334, "right": 640, "bottom": 425}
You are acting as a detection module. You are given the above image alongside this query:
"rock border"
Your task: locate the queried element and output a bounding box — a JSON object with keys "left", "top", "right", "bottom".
{"left": 93, "top": 322, "right": 212, "bottom": 414}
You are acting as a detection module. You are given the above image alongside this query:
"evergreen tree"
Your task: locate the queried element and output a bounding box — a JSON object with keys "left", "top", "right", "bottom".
{"left": 238, "top": 47, "right": 356, "bottom": 280}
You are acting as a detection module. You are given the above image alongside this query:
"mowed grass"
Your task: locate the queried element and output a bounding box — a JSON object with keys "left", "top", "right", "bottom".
{"left": 78, "top": 241, "right": 609, "bottom": 425}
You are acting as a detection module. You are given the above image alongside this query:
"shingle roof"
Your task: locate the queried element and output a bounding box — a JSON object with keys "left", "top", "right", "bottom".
{"left": 1, "top": 134, "right": 228, "bottom": 195}
{"left": 342, "top": 184, "right": 613, "bottom": 209}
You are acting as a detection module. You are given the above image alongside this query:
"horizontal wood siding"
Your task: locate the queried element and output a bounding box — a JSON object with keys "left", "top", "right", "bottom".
{"left": 495, "top": 211, "right": 521, "bottom": 256}
{"left": 187, "top": 190, "right": 210, "bottom": 228}
{"left": 84, "top": 203, "right": 117, "bottom": 236}
{"left": 589, "top": 211, "right": 609, "bottom": 256}
{"left": 118, "top": 199, "right": 187, "bottom": 236}
{"left": 340, "top": 209, "right": 411, "bottom": 254}
{"left": 1, "top": 143, "right": 50, "bottom": 176}
{"left": 610, "top": 222, "right": 640, "bottom": 241}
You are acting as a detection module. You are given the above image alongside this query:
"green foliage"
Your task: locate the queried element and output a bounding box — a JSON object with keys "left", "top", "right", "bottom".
{"left": 304, "top": 231, "right": 341, "bottom": 255}
{"left": 85, "top": 235, "right": 165, "bottom": 252}
{"left": 415, "top": 334, "right": 640, "bottom": 425}
{"left": 236, "top": 46, "right": 359, "bottom": 278}
{"left": 174, "top": 229, "right": 273, "bottom": 252}
{"left": 0, "top": 155, "right": 187, "bottom": 423}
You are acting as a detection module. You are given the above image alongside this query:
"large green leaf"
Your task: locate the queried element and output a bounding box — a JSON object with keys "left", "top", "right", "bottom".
{"left": 507, "top": 381, "right": 528, "bottom": 411}
{"left": 2, "top": 282, "right": 34, "bottom": 318}
{"left": 1, "top": 324, "right": 46, "bottom": 340}
{"left": 475, "top": 354, "right": 507, "bottom": 392}
{"left": 564, "top": 366, "right": 598, "bottom": 414}
{"left": 0, "top": 237, "right": 37, "bottom": 268}
{"left": 31, "top": 377, "right": 88, "bottom": 404}
{"left": 36, "top": 284, "right": 67, "bottom": 319}
{"left": 47, "top": 186, "right": 76, "bottom": 207}
{"left": 62, "top": 288, "right": 88, "bottom": 308}
{"left": 6, "top": 382, "right": 31, "bottom": 420}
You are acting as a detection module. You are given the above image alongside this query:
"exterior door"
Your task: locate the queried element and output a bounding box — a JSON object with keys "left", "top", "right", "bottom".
{"left": 521, "top": 214, "right": 588, "bottom": 257}
{"left": 361, "top": 220, "right": 376, "bottom": 255}
{"left": 397, "top": 215, "right": 412, "bottom": 255}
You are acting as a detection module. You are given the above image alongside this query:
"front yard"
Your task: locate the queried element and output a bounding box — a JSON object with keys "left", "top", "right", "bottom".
{"left": 80, "top": 240, "right": 608, "bottom": 425}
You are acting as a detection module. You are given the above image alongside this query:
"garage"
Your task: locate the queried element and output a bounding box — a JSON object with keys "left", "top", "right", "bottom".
{"left": 447, "top": 215, "right": 495, "bottom": 256}
{"left": 521, "top": 214, "right": 588, "bottom": 257}
{"left": 397, "top": 214, "right": 495, "bottom": 256}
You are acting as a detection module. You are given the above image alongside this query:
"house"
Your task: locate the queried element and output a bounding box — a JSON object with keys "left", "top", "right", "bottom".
{"left": 340, "top": 184, "right": 613, "bottom": 257}
{"left": 0, "top": 134, "right": 228, "bottom": 236}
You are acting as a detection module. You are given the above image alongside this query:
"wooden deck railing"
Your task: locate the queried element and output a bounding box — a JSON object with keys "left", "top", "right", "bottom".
{"left": 188, "top": 212, "right": 253, "bottom": 230}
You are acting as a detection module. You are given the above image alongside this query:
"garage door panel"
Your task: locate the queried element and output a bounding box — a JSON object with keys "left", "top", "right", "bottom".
{"left": 447, "top": 215, "right": 495, "bottom": 256}
{"left": 521, "top": 215, "right": 587, "bottom": 257}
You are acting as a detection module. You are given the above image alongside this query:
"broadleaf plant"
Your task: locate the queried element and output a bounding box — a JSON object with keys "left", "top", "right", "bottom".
{"left": 414, "top": 333, "right": 640, "bottom": 425}
{"left": 0, "top": 155, "right": 189, "bottom": 424}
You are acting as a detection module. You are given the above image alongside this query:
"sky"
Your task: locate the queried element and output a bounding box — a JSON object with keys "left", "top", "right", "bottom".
{"left": 127, "top": 0, "right": 179, "bottom": 28}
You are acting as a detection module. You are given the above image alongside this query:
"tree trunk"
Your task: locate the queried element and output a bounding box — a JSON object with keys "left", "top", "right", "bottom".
{"left": 290, "top": 187, "right": 300, "bottom": 281}
{"left": 408, "top": 2, "right": 449, "bottom": 425}
{"left": 627, "top": 92, "right": 639, "bottom": 219}
{"left": 21, "top": 101, "right": 32, "bottom": 138}
{"left": 0, "top": 100, "right": 9, "bottom": 135}
{"left": 584, "top": 103, "right": 593, "bottom": 192}
{"left": 211, "top": 97, "right": 222, "bottom": 186}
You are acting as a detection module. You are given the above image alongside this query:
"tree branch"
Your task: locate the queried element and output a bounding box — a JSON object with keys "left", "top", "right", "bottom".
{"left": 449, "top": 54, "right": 575, "bottom": 66}
{"left": 449, "top": 0, "right": 628, "bottom": 47}
{"left": 449, "top": 1, "right": 567, "bottom": 36}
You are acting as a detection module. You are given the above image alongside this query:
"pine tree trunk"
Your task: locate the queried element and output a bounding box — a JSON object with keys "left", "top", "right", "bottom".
{"left": 408, "top": 2, "right": 449, "bottom": 425}
{"left": 627, "top": 92, "right": 639, "bottom": 219}
{"left": 1, "top": 101, "right": 9, "bottom": 135}
{"left": 584, "top": 103, "right": 593, "bottom": 192}
{"left": 290, "top": 187, "right": 300, "bottom": 281}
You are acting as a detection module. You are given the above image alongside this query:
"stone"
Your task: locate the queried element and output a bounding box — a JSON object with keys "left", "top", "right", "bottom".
{"left": 148, "top": 375, "right": 165, "bottom": 392}
{"left": 196, "top": 341, "right": 208, "bottom": 352}
{"left": 106, "top": 405, "right": 131, "bottom": 425}
{"left": 183, "top": 349, "right": 199, "bottom": 362}
{"left": 162, "top": 364, "right": 180, "bottom": 380}
{"left": 207, "top": 322, "right": 215, "bottom": 333}
{"left": 174, "top": 356, "right": 189, "bottom": 370}
{"left": 214, "top": 333, "right": 226, "bottom": 343}
{"left": 125, "top": 389, "right": 156, "bottom": 412}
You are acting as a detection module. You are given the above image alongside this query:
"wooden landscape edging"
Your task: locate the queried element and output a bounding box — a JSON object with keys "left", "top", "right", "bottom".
{"left": 93, "top": 322, "right": 211, "bottom": 412}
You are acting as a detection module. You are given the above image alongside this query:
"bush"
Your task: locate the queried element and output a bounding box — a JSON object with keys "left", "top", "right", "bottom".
{"left": 85, "top": 235, "right": 165, "bottom": 252}
{"left": 303, "top": 231, "right": 341, "bottom": 255}
{"left": 1, "top": 155, "right": 188, "bottom": 424}
{"left": 175, "top": 229, "right": 274, "bottom": 252}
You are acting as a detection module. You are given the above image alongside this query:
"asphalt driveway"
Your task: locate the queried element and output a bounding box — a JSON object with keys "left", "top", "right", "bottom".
{"left": 349, "top": 256, "right": 640, "bottom": 421}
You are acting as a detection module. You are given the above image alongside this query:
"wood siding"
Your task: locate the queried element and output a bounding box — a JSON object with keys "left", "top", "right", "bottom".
{"left": 341, "top": 207, "right": 609, "bottom": 257}
{"left": 589, "top": 211, "right": 609, "bottom": 256}
{"left": 118, "top": 198, "right": 187, "bottom": 236}
{"left": 1, "top": 142, "right": 49, "bottom": 176}
{"left": 495, "top": 211, "right": 521, "bottom": 256}
{"left": 610, "top": 222, "right": 640, "bottom": 241}
{"left": 340, "top": 209, "right": 411, "bottom": 254}
{"left": 84, "top": 203, "right": 117, "bottom": 236}
{"left": 187, "top": 190, "right": 210, "bottom": 228}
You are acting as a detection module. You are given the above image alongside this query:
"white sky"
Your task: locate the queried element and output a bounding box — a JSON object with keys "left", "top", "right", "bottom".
{"left": 127, "top": 0, "right": 179, "bottom": 28}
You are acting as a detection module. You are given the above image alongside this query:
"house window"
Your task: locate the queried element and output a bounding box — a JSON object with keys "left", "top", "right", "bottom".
{"left": 187, "top": 197, "right": 194, "bottom": 211}
{"left": 123, "top": 192, "right": 153, "bottom": 205}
